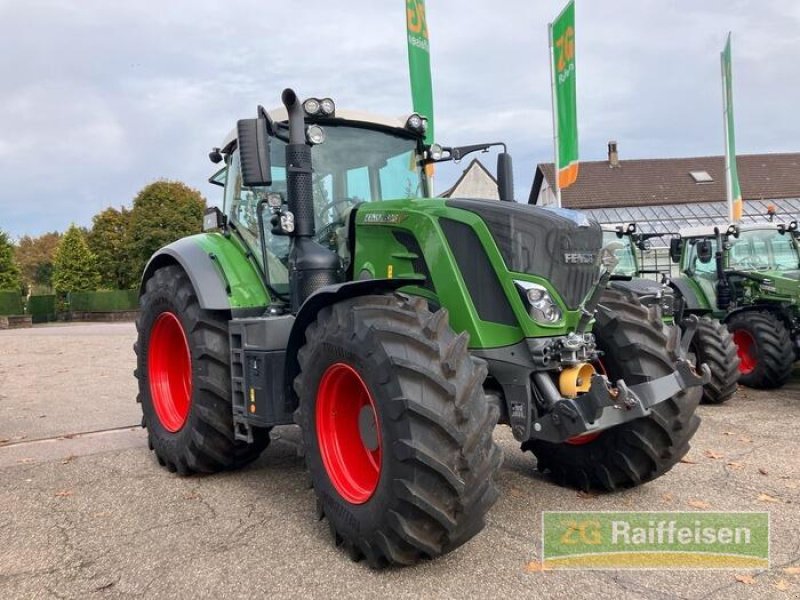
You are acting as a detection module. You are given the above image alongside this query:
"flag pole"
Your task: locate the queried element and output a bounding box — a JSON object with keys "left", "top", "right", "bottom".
{"left": 721, "top": 49, "right": 733, "bottom": 222}
{"left": 548, "top": 21, "right": 562, "bottom": 208}
{"left": 721, "top": 44, "right": 734, "bottom": 223}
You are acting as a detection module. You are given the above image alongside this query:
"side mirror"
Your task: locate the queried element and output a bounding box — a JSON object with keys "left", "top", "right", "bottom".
{"left": 669, "top": 238, "right": 683, "bottom": 263}
{"left": 237, "top": 118, "right": 272, "bottom": 187}
{"left": 696, "top": 240, "right": 713, "bottom": 264}
{"left": 497, "top": 152, "right": 514, "bottom": 202}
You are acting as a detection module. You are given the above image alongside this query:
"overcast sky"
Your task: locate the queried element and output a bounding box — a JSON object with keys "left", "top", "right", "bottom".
{"left": 1, "top": 0, "right": 798, "bottom": 238}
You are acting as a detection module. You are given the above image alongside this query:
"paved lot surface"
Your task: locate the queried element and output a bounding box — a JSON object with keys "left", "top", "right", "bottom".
{"left": 1, "top": 323, "right": 799, "bottom": 599}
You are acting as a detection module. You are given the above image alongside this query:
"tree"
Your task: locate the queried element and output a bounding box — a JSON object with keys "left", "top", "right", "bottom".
{"left": 15, "top": 231, "right": 61, "bottom": 291}
{"left": 125, "top": 180, "right": 206, "bottom": 281}
{"left": 0, "top": 230, "right": 22, "bottom": 291}
{"left": 52, "top": 225, "right": 101, "bottom": 295}
{"left": 87, "top": 206, "right": 133, "bottom": 289}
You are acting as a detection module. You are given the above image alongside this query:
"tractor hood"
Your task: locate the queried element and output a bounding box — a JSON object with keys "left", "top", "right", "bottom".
{"left": 446, "top": 199, "right": 603, "bottom": 309}
{"left": 768, "top": 271, "right": 799, "bottom": 297}
{"left": 744, "top": 270, "right": 800, "bottom": 300}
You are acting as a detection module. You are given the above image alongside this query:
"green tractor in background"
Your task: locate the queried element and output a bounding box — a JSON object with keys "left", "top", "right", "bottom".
{"left": 669, "top": 221, "right": 800, "bottom": 389}
{"left": 135, "top": 88, "right": 707, "bottom": 567}
{"left": 602, "top": 224, "right": 739, "bottom": 404}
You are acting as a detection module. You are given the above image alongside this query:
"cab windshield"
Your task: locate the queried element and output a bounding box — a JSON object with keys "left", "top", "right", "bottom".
{"left": 224, "top": 124, "right": 426, "bottom": 293}
{"left": 602, "top": 231, "right": 637, "bottom": 277}
{"left": 727, "top": 229, "right": 800, "bottom": 272}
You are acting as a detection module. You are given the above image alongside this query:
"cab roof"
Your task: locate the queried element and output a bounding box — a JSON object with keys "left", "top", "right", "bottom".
{"left": 220, "top": 106, "right": 417, "bottom": 151}
{"left": 679, "top": 222, "right": 796, "bottom": 238}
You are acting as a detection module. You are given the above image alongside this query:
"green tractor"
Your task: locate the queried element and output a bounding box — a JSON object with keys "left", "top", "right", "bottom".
{"left": 602, "top": 224, "right": 739, "bottom": 404}
{"left": 135, "top": 89, "right": 707, "bottom": 567}
{"left": 669, "top": 221, "right": 800, "bottom": 389}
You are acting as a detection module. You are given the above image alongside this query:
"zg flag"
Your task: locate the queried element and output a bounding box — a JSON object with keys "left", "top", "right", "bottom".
{"left": 722, "top": 33, "right": 743, "bottom": 222}
{"left": 550, "top": 0, "right": 579, "bottom": 189}
{"left": 406, "top": 0, "right": 434, "bottom": 143}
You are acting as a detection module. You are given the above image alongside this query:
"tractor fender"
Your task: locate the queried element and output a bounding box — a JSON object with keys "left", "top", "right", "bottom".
{"left": 284, "top": 277, "right": 421, "bottom": 406}
{"left": 139, "top": 236, "right": 232, "bottom": 310}
{"left": 724, "top": 304, "right": 794, "bottom": 330}
{"left": 668, "top": 277, "right": 707, "bottom": 312}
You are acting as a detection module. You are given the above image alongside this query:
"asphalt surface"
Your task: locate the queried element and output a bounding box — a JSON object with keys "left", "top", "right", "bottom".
{"left": 1, "top": 323, "right": 799, "bottom": 599}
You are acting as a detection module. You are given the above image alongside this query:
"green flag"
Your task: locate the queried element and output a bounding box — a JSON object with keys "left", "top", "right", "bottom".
{"left": 722, "top": 32, "right": 743, "bottom": 222}
{"left": 406, "top": 0, "right": 434, "bottom": 143}
{"left": 550, "top": 0, "right": 578, "bottom": 191}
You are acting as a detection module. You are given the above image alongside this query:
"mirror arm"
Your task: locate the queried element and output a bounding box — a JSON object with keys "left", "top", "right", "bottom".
{"left": 427, "top": 142, "right": 507, "bottom": 163}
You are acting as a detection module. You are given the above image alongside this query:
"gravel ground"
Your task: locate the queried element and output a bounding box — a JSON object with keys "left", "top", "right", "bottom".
{"left": 1, "top": 323, "right": 799, "bottom": 599}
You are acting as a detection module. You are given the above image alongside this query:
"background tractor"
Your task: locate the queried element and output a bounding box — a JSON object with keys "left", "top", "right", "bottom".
{"left": 135, "top": 88, "right": 707, "bottom": 567}
{"left": 602, "top": 224, "right": 739, "bottom": 404}
{"left": 669, "top": 221, "right": 800, "bottom": 389}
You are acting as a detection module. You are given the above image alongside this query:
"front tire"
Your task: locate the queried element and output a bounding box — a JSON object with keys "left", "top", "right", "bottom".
{"left": 135, "top": 265, "right": 270, "bottom": 474}
{"left": 727, "top": 311, "right": 794, "bottom": 389}
{"left": 685, "top": 316, "right": 739, "bottom": 404}
{"left": 524, "top": 288, "right": 702, "bottom": 491}
{"left": 294, "top": 293, "right": 502, "bottom": 567}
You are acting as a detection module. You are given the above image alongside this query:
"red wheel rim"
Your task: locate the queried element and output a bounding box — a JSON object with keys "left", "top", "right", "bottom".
{"left": 148, "top": 312, "right": 192, "bottom": 433}
{"left": 565, "top": 431, "right": 601, "bottom": 446}
{"left": 316, "top": 363, "right": 382, "bottom": 504}
{"left": 733, "top": 329, "right": 757, "bottom": 375}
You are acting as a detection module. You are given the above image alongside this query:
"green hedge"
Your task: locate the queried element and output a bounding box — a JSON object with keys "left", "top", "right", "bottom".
{"left": 0, "top": 290, "right": 23, "bottom": 316}
{"left": 68, "top": 289, "right": 139, "bottom": 312}
{"left": 28, "top": 295, "right": 56, "bottom": 323}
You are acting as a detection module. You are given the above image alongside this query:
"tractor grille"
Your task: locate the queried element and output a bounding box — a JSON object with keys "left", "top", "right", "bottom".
{"left": 446, "top": 199, "right": 602, "bottom": 309}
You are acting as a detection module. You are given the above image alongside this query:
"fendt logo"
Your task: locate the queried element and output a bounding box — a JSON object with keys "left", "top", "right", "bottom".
{"left": 563, "top": 251, "right": 596, "bottom": 264}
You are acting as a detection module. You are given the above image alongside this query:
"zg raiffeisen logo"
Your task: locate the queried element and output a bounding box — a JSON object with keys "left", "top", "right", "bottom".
{"left": 541, "top": 512, "right": 769, "bottom": 569}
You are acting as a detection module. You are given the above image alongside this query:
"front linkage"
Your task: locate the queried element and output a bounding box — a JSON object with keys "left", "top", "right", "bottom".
{"left": 532, "top": 321, "right": 709, "bottom": 443}
{"left": 524, "top": 272, "right": 710, "bottom": 445}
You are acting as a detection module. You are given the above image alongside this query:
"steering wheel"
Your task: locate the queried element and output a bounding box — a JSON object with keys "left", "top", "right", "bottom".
{"left": 735, "top": 256, "right": 764, "bottom": 270}
{"left": 316, "top": 197, "right": 360, "bottom": 221}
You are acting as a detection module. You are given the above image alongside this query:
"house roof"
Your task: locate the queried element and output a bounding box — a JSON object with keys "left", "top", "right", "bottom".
{"left": 440, "top": 158, "right": 499, "bottom": 200}
{"left": 532, "top": 152, "right": 800, "bottom": 209}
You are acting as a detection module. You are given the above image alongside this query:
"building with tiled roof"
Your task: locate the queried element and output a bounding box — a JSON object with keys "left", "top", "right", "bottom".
{"left": 530, "top": 144, "right": 800, "bottom": 234}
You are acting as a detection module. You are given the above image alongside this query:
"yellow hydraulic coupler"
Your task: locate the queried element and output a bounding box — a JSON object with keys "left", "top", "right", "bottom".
{"left": 559, "top": 363, "right": 597, "bottom": 398}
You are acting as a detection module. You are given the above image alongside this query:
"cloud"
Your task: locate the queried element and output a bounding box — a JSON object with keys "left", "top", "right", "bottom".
{"left": 0, "top": 0, "right": 797, "bottom": 237}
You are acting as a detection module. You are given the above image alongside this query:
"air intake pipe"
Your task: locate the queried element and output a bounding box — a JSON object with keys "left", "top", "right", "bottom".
{"left": 281, "top": 88, "right": 339, "bottom": 312}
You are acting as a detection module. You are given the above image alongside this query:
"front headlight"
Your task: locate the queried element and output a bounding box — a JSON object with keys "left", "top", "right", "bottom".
{"left": 515, "top": 281, "right": 563, "bottom": 324}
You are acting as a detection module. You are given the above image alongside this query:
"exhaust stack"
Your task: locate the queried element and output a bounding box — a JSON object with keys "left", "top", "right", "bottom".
{"left": 282, "top": 89, "right": 315, "bottom": 238}
{"left": 282, "top": 88, "right": 339, "bottom": 311}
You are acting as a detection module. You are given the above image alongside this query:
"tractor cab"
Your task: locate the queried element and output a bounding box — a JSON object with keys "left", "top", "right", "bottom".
{"left": 672, "top": 222, "right": 800, "bottom": 309}
{"left": 600, "top": 223, "right": 677, "bottom": 321}
{"left": 209, "top": 104, "right": 432, "bottom": 295}
{"left": 601, "top": 224, "right": 639, "bottom": 278}
{"left": 207, "top": 97, "right": 515, "bottom": 304}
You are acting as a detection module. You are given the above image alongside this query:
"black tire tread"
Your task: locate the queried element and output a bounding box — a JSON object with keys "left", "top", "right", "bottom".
{"left": 294, "top": 293, "right": 502, "bottom": 568}
{"left": 726, "top": 311, "right": 794, "bottom": 390}
{"left": 685, "top": 316, "right": 739, "bottom": 404}
{"left": 135, "top": 264, "right": 270, "bottom": 475}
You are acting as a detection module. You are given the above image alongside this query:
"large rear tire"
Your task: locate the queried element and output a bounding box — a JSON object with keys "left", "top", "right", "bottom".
{"left": 135, "top": 265, "right": 270, "bottom": 474}
{"left": 686, "top": 316, "right": 739, "bottom": 404}
{"left": 524, "top": 288, "right": 702, "bottom": 492}
{"left": 294, "top": 293, "right": 502, "bottom": 568}
{"left": 727, "top": 311, "right": 794, "bottom": 390}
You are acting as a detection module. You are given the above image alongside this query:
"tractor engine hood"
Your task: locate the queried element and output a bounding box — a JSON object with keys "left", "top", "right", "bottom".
{"left": 446, "top": 199, "right": 603, "bottom": 309}
{"left": 741, "top": 270, "right": 800, "bottom": 300}
{"left": 766, "top": 271, "right": 800, "bottom": 298}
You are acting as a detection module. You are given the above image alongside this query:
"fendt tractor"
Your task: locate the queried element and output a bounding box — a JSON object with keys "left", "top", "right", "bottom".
{"left": 670, "top": 221, "right": 800, "bottom": 389}
{"left": 135, "top": 89, "right": 708, "bottom": 567}
{"left": 602, "top": 224, "right": 739, "bottom": 404}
